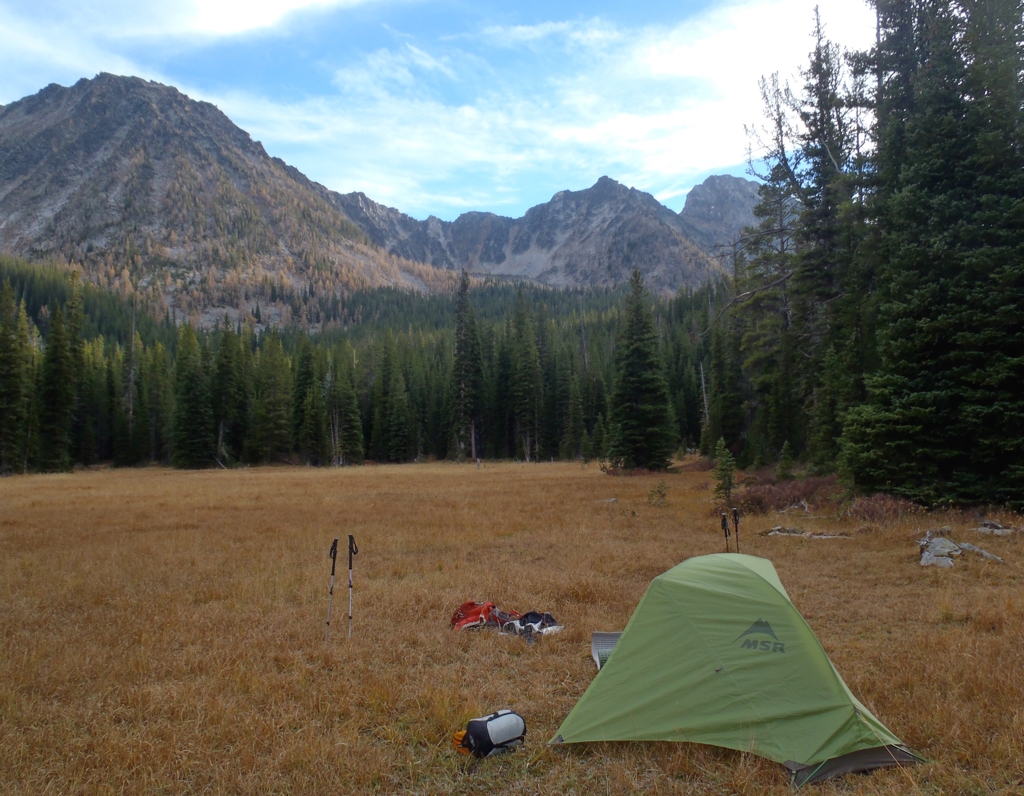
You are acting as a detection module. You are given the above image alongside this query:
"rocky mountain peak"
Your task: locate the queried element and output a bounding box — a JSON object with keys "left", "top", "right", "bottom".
{"left": 679, "top": 173, "right": 761, "bottom": 251}
{"left": 0, "top": 73, "right": 446, "bottom": 327}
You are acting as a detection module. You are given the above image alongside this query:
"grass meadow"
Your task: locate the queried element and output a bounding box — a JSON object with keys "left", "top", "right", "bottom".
{"left": 1, "top": 462, "right": 1022, "bottom": 795}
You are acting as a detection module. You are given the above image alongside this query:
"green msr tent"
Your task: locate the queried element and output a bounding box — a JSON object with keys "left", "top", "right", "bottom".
{"left": 550, "top": 554, "right": 920, "bottom": 786}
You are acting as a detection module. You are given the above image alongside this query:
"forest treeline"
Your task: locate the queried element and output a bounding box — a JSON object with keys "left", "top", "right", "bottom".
{"left": 0, "top": 262, "right": 705, "bottom": 474}
{"left": 1, "top": 0, "right": 1021, "bottom": 508}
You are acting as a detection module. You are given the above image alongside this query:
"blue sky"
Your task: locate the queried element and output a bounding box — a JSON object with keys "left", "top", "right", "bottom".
{"left": 1, "top": 0, "right": 876, "bottom": 220}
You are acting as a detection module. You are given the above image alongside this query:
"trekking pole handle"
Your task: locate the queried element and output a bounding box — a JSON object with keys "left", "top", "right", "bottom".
{"left": 348, "top": 534, "right": 358, "bottom": 569}
{"left": 329, "top": 538, "right": 338, "bottom": 578}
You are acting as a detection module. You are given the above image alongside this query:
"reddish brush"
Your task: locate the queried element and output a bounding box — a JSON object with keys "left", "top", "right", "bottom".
{"left": 845, "top": 493, "right": 922, "bottom": 522}
{"left": 737, "top": 476, "right": 841, "bottom": 515}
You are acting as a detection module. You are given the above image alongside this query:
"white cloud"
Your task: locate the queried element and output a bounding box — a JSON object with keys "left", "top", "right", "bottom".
{"left": 1, "top": 0, "right": 878, "bottom": 217}
{"left": 185, "top": 0, "right": 362, "bottom": 37}
{"left": 2, "top": 0, "right": 388, "bottom": 44}
{"left": 333, "top": 44, "right": 459, "bottom": 94}
{"left": 263, "top": 0, "right": 876, "bottom": 215}
{"left": 480, "top": 19, "right": 621, "bottom": 50}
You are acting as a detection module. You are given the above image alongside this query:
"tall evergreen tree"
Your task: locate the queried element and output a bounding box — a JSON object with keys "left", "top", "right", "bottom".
{"left": 76, "top": 338, "right": 106, "bottom": 466}
{"left": 147, "top": 342, "right": 175, "bottom": 463}
{"left": 560, "top": 370, "right": 585, "bottom": 460}
{"left": 38, "top": 306, "right": 75, "bottom": 471}
{"left": 298, "top": 383, "right": 330, "bottom": 465}
{"left": 607, "top": 270, "right": 676, "bottom": 470}
{"left": 292, "top": 335, "right": 316, "bottom": 449}
{"left": 18, "top": 304, "right": 40, "bottom": 472}
{"left": 843, "top": 0, "right": 1024, "bottom": 506}
{"left": 369, "top": 331, "right": 396, "bottom": 461}
{"left": 450, "top": 271, "right": 485, "bottom": 460}
{"left": 0, "top": 282, "right": 28, "bottom": 473}
{"left": 388, "top": 368, "right": 415, "bottom": 462}
{"left": 172, "top": 325, "right": 214, "bottom": 468}
{"left": 511, "top": 292, "right": 542, "bottom": 461}
{"left": 212, "top": 325, "right": 246, "bottom": 463}
{"left": 326, "top": 351, "right": 363, "bottom": 465}
{"left": 109, "top": 345, "right": 131, "bottom": 465}
{"left": 251, "top": 331, "right": 292, "bottom": 462}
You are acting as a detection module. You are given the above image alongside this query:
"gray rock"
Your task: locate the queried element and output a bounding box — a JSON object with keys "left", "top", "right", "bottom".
{"left": 973, "top": 524, "right": 1016, "bottom": 536}
{"left": 920, "top": 550, "right": 955, "bottom": 567}
{"left": 924, "top": 537, "right": 962, "bottom": 557}
{"left": 917, "top": 530, "right": 1005, "bottom": 566}
{"left": 957, "top": 542, "right": 1004, "bottom": 563}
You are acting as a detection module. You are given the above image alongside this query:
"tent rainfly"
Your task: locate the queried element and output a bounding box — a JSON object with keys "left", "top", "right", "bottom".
{"left": 550, "top": 554, "right": 920, "bottom": 786}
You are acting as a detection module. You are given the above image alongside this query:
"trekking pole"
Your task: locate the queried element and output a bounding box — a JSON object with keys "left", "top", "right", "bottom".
{"left": 721, "top": 513, "right": 731, "bottom": 553}
{"left": 732, "top": 507, "right": 740, "bottom": 553}
{"left": 347, "top": 534, "right": 358, "bottom": 639}
{"left": 325, "top": 538, "right": 338, "bottom": 642}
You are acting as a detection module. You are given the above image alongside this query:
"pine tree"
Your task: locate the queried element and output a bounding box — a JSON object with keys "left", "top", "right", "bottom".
{"left": 298, "top": 384, "right": 330, "bottom": 465}
{"left": 511, "top": 293, "right": 542, "bottom": 461}
{"left": 147, "top": 342, "right": 175, "bottom": 463}
{"left": 712, "top": 438, "right": 737, "bottom": 505}
{"left": 777, "top": 440, "right": 795, "bottom": 481}
{"left": 607, "top": 270, "right": 676, "bottom": 470}
{"left": 76, "top": 338, "right": 106, "bottom": 466}
{"left": 327, "top": 352, "right": 363, "bottom": 465}
{"left": 128, "top": 333, "right": 150, "bottom": 464}
{"left": 212, "top": 325, "right": 246, "bottom": 463}
{"left": 388, "top": 369, "right": 414, "bottom": 462}
{"left": 369, "top": 331, "right": 395, "bottom": 461}
{"left": 109, "top": 345, "right": 131, "bottom": 466}
{"left": 488, "top": 320, "right": 516, "bottom": 458}
{"left": 65, "top": 274, "right": 86, "bottom": 464}
{"left": 292, "top": 335, "right": 316, "bottom": 449}
{"left": 17, "top": 305, "right": 40, "bottom": 472}
{"left": 172, "top": 325, "right": 214, "bottom": 468}
{"left": 38, "top": 306, "right": 75, "bottom": 471}
{"left": 592, "top": 414, "right": 608, "bottom": 460}
{"left": 0, "top": 281, "right": 27, "bottom": 473}
{"left": 560, "top": 373, "right": 585, "bottom": 460}
{"left": 450, "top": 271, "right": 485, "bottom": 460}
{"left": 251, "top": 331, "right": 292, "bottom": 462}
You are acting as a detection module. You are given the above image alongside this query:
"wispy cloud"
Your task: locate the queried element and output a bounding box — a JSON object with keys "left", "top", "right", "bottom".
{"left": 227, "top": 0, "right": 875, "bottom": 216}
{"left": 480, "top": 19, "right": 621, "bottom": 50}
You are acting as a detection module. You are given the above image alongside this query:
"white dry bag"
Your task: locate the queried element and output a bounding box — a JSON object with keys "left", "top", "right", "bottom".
{"left": 454, "top": 710, "right": 526, "bottom": 758}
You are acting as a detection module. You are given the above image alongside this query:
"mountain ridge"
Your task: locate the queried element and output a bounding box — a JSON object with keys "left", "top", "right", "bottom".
{"left": 332, "top": 175, "right": 736, "bottom": 292}
{"left": 0, "top": 74, "right": 760, "bottom": 324}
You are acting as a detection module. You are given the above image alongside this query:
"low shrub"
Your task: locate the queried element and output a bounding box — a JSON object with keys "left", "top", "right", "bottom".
{"left": 737, "top": 476, "right": 841, "bottom": 515}
{"left": 844, "top": 493, "right": 921, "bottom": 522}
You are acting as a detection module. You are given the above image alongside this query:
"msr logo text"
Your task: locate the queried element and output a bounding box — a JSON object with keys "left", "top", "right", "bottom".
{"left": 740, "top": 639, "right": 785, "bottom": 653}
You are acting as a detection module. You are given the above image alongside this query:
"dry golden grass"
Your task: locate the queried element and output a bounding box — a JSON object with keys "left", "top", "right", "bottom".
{"left": 1, "top": 463, "right": 1022, "bottom": 795}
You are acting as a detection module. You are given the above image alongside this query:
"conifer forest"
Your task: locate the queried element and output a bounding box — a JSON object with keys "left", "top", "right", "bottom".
{"left": 0, "top": 0, "right": 1021, "bottom": 509}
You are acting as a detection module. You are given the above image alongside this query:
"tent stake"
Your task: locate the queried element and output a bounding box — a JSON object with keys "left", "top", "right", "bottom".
{"left": 325, "top": 538, "right": 338, "bottom": 642}
{"left": 348, "top": 534, "right": 358, "bottom": 638}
